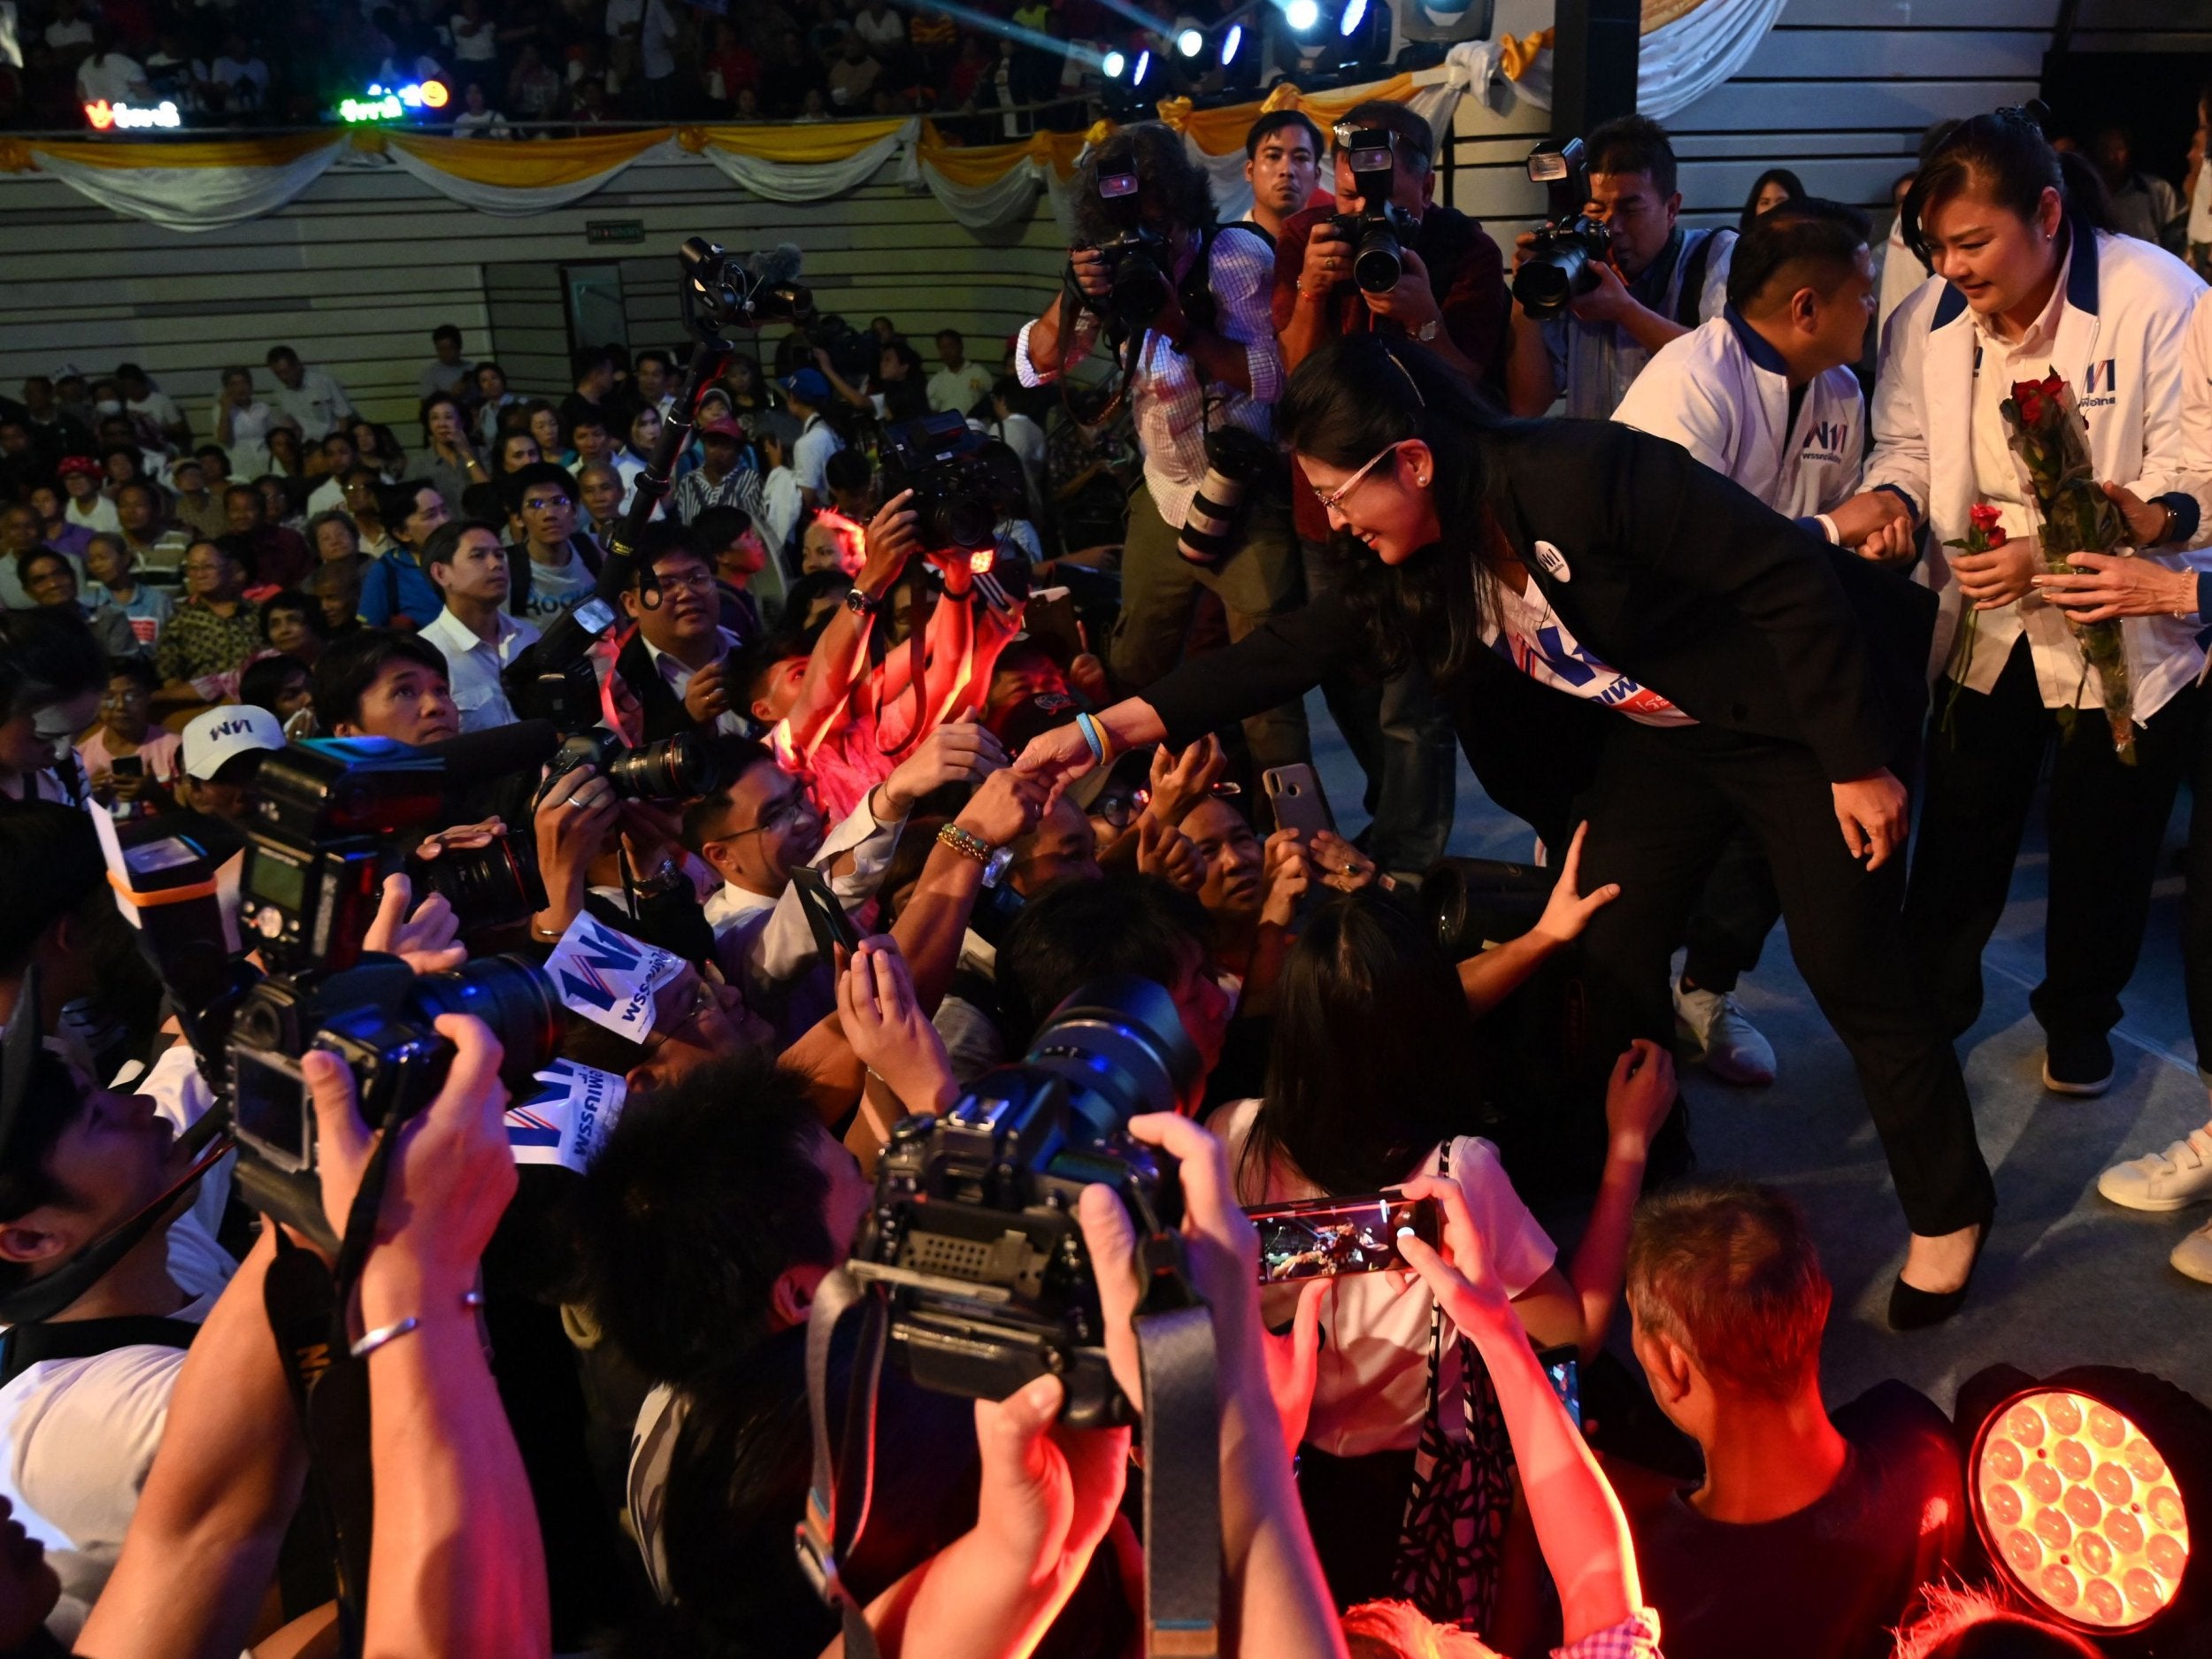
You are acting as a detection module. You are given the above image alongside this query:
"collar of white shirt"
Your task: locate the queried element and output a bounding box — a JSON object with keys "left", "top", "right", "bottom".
{"left": 421, "top": 605, "right": 533, "bottom": 661}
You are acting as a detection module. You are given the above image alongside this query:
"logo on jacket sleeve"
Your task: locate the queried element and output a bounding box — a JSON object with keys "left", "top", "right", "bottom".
{"left": 1532, "top": 540, "right": 1571, "bottom": 582}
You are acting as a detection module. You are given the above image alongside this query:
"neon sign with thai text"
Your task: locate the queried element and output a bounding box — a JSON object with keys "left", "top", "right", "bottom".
{"left": 84, "top": 99, "right": 181, "bottom": 130}
{"left": 337, "top": 80, "right": 449, "bottom": 122}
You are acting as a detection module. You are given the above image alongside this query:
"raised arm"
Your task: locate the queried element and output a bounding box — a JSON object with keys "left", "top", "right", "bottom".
{"left": 781, "top": 492, "right": 918, "bottom": 756}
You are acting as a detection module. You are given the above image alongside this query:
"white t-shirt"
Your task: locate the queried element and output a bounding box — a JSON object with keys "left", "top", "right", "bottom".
{"left": 927, "top": 362, "right": 995, "bottom": 418}
{"left": 449, "top": 12, "right": 500, "bottom": 59}
{"left": 791, "top": 415, "right": 842, "bottom": 496}
{"left": 518, "top": 541, "right": 596, "bottom": 629}
{"left": 1210, "top": 1101, "right": 1557, "bottom": 1457}
{"left": 1485, "top": 576, "right": 1695, "bottom": 727}
{"left": 640, "top": 0, "right": 679, "bottom": 78}
{"left": 76, "top": 53, "right": 146, "bottom": 103}
{"left": 127, "top": 390, "right": 182, "bottom": 435}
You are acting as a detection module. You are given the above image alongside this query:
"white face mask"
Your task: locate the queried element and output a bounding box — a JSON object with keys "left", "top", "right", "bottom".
{"left": 95, "top": 398, "right": 123, "bottom": 416}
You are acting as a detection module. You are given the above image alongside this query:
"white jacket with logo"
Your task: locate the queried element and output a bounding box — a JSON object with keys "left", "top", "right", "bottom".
{"left": 1612, "top": 309, "right": 1864, "bottom": 521}
{"left": 1864, "top": 226, "right": 2207, "bottom": 718}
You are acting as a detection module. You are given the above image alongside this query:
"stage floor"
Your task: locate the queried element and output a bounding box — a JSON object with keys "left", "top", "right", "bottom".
{"left": 1304, "top": 690, "right": 2212, "bottom": 1415}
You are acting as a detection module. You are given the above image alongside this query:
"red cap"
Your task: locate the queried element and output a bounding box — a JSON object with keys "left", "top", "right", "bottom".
{"left": 697, "top": 417, "right": 746, "bottom": 442}
{"left": 57, "top": 455, "right": 102, "bottom": 480}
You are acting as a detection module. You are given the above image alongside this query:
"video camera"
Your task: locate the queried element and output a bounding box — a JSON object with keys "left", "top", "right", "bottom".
{"left": 1512, "top": 138, "right": 1612, "bottom": 316}
{"left": 1329, "top": 124, "right": 1419, "bottom": 295}
{"left": 1085, "top": 161, "right": 1173, "bottom": 331}
{"left": 680, "top": 236, "right": 813, "bottom": 336}
{"left": 880, "top": 412, "right": 1028, "bottom": 553}
{"left": 845, "top": 975, "right": 1201, "bottom": 1427}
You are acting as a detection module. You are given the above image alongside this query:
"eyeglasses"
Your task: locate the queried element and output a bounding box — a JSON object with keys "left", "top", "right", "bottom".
{"left": 647, "top": 568, "right": 716, "bottom": 595}
{"left": 712, "top": 787, "right": 820, "bottom": 841}
{"left": 1094, "top": 785, "right": 1151, "bottom": 831}
{"left": 522, "top": 495, "right": 572, "bottom": 511}
{"left": 1310, "top": 441, "right": 1406, "bottom": 513}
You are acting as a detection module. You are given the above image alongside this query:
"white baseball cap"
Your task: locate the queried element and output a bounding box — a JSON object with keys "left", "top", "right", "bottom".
{"left": 181, "top": 704, "right": 285, "bottom": 784}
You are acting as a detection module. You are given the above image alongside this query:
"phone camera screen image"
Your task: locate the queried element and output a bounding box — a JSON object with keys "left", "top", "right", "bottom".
{"left": 1250, "top": 1194, "right": 1437, "bottom": 1283}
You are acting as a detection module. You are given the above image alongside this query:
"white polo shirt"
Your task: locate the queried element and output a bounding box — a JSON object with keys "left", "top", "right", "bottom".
{"left": 791, "top": 414, "right": 843, "bottom": 495}
{"left": 419, "top": 606, "right": 541, "bottom": 733}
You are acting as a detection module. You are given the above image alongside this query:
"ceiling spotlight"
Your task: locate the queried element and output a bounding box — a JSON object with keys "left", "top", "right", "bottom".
{"left": 1102, "top": 48, "right": 1127, "bottom": 77}
{"left": 1131, "top": 48, "right": 1153, "bottom": 84}
{"left": 1221, "top": 21, "right": 1243, "bottom": 61}
{"left": 1339, "top": 0, "right": 1368, "bottom": 35}
{"left": 1285, "top": 0, "right": 1320, "bottom": 31}
{"left": 1176, "top": 26, "right": 1203, "bottom": 55}
{"left": 1964, "top": 1366, "right": 2209, "bottom": 1642}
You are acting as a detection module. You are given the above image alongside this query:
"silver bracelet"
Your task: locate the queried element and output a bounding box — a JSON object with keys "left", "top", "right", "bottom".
{"left": 349, "top": 1289, "right": 488, "bottom": 1359}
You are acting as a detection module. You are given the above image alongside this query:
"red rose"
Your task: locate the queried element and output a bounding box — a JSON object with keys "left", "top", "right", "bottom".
{"left": 2039, "top": 370, "right": 2065, "bottom": 401}
{"left": 2012, "top": 379, "right": 2047, "bottom": 425}
{"left": 1969, "top": 502, "right": 2004, "bottom": 537}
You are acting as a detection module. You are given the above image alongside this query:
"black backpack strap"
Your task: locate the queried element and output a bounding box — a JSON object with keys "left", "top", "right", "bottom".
{"left": 1675, "top": 228, "right": 1722, "bottom": 328}
{"left": 1178, "top": 219, "right": 1272, "bottom": 341}
{"left": 0, "top": 1313, "right": 199, "bottom": 1388}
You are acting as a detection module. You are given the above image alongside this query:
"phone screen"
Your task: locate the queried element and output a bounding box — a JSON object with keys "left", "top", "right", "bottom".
{"left": 1248, "top": 1194, "right": 1439, "bottom": 1283}
{"left": 1538, "top": 1345, "right": 1581, "bottom": 1425}
{"left": 111, "top": 755, "right": 143, "bottom": 777}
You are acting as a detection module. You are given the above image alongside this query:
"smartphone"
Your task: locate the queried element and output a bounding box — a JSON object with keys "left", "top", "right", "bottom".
{"left": 1024, "top": 588, "right": 1087, "bottom": 668}
{"left": 1263, "top": 764, "right": 1335, "bottom": 838}
{"left": 1538, "top": 1344, "right": 1581, "bottom": 1425}
{"left": 111, "top": 756, "right": 143, "bottom": 777}
{"left": 1247, "top": 1192, "right": 1440, "bottom": 1284}
{"left": 788, "top": 864, "right": 863, "bottom": 963}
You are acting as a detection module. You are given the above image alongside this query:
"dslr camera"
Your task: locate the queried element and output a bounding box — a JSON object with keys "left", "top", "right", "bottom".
{"left": 1328, "top": 124, "right": 1419, "bottom": 295}
{"left": 1512, "top": 138, "right": 1613, "bottom": 316}
{"left": 880, "top": 412, "right": 1027, "bottom": 553}
{"left": 845, "top": 976, "right": 1201, "bottom": 1427}
{"left": 1085, "top": 163, "right": 1173, "bottom": 331}
{"left": 227, "top": 953, "right": 564, "bottom": 1251}
{"left": 535, "top": 726, "right": 732, "bottom": 812}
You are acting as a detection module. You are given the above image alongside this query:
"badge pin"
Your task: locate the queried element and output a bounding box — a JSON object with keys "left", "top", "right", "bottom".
{"left": 1533, "top": 540, "right": 1571, "bottom": 582}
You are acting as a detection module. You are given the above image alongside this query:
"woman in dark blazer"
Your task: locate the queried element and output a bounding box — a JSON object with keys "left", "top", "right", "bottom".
{"left": 1018, "top": 334, "right": 1993, "bottom": 1327}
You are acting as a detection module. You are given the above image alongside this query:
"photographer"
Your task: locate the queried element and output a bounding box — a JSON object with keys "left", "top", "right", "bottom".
{"left": 1016, "top": 122, "right": 1309, "bottom": 782}
{"left": 612, "top": 525, "right": 745, "bottom": 741}
{"left": 312, "top": 627, "right": 462, "bottom": 746}
{"left": 1506, "top": 114, "right": 1737, "bottom": 419}
{"left": 1274, "top": 102, "right": 1499, "bottom": 877}
{"left": 1018, "top": 335, "right": 1994, "bottom": 1329}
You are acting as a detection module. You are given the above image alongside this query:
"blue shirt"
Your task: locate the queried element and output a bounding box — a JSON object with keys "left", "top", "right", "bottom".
{"left": 358, "top": 549, "right": 444, "bottom": 630}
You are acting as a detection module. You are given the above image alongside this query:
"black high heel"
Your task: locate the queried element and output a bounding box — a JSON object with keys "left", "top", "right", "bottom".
{"left": 1887, "top": 1210, "right": 1993, "bottom": 1332}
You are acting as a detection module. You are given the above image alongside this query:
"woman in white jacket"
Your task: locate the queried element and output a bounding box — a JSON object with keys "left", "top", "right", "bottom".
{"left": 1841, "top": 108, "right": 2207, "bottom": 1100}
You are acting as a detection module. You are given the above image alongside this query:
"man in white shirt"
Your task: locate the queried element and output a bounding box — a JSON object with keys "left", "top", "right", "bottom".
{"left": 1240, "top": 109, "right": 1323, "bottom": 242}
{"left": 211, "top": 365, "right": 280, "bottom": 468}
{"left": 780, "top": 370, "right": 844, "bottom": 512}
{"left": 611, "top": 532, "right": 743, "bottom": 740}
{"left": 418, "top": 324, "right": 475, "bottom": 403}
{"left": 114, "top": 365, "right": 187, "bottom": 453}
{"left": 74, "top": 38, "right": 150, "bottom": 106}
{"left": 925, "top": 330, "right": 995, "bottom": 418}
{"left": 419, "top": 519, "right": 541, "bottom": 733}
{"left": 262, "top": 346, "right": 355, "bottom": 442}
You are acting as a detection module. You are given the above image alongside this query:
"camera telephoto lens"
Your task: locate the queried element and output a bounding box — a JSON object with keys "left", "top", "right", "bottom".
{"left": 407, "top": 835, "right": 546, "bottom": 933}
{"left": 1110, "top": 256, "right": 1171, "bottom": 328}
{"left": 601, "top": 730, "right": 729, "bottom": 803}
{"left": 1023, "top": 973, "right": 1202, "bottom": 1140}
{"left": 409, "top": 955, "right": 566, "bottom": 1089}
{"left": 1353, "top": 227, "right": 1403, "bottom": 295}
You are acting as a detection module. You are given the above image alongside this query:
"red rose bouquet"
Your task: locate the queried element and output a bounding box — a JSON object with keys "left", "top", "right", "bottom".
{"left": 2001, "top": 367, "right": 2135, "bottom": 764}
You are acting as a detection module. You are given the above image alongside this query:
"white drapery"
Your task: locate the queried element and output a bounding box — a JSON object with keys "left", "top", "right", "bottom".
{"left": 378, "top": 133, "right": 683, "bottom": 214}
{"left": 698, "top": 121, "right": 916, "bottom": 204}
{"left": 1504, "top": 0, "right": 1790, "bottom": 120}
{"left": 20, "top": 136, "right": 346, "bottom": 233}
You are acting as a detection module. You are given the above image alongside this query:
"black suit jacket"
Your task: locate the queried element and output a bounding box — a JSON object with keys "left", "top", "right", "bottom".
{"left": 1148, "top": 420, "right": 1935, "bottom": 842}
{"left": 614, "top": 633, "right": 694, "bottom": 742}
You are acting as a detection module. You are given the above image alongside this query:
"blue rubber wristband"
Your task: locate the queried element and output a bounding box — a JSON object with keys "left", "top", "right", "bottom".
{"left": 1075, "top": 711, "right": 1106, "bottom": 765}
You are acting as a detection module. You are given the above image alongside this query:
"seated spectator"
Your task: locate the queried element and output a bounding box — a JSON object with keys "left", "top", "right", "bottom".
{"left": 58, "top": 458, "right": 119, "bottom": 537}
{"left": 973, "top": 377, "right": 1046, "bottom": 512}
{"left": 1624, "top": 1182, "right": 1966, "bottom": 1659}
{"left": 508, "top": 43, "right": 564, "bottom": 119}
{"left": 452, "top": 79, "right": 513, "bottom": 136}
{"left": 75, "top": 27, "right": 151, "bottom": 107}
{"left": 111, "top": 482, "right": 188, "bottom": 586}
{"left": 358, "top": 479, "right": 452, "bottom": 632}
{"left": 339, "top": 469, "right": 400, "bottom": 557}
{"left": 416, "top": 394, "right": 487, "bottom": 511}
{"left": 419, "top": 519, "right": 538, "bottom": 733}
{"left": 237, "top": 653, "right": 311, "bottom": 726}
{"left": 17, "top": 549, "right": 135, "bottom": 659}
{"left": 211, "top": 366, "right": 279, "bottom": 465}
{"left": 0, "top": 502, "right": 72, "bottom": 611}
{"left": 311, "top": 627, "right": 461, "bottom": 745}
{"left": 576, "top": 460, "right": 625, "bottom": 549}
{"left": 28, "top": 487, "right": 92, "bottom": 561}
{"left": 219, "top": 484, "right": 312, "bottom": 590}
{"left": 348, "top": 419, "right": 411, "bottom": 484}
{"left": 928, "top": 328, "right": 995, "bottom": 417}
{"left": 256, "top": 590, "right": 327, "bottom": 671}
{"left": 116, "top": 365, "right": 188, "bottom": 454}
{"left": 165, "top": 457, "right": 227, "bottom": 543}
{"left": 305, "top": 509, "right": 366, "bottom": 578}
{"left": 1740, "top": 165, "right": 1807, "bottom": 231}
{"left": 495, "top": 431, "right": 545, "bottom": 480}
{"left": 153, "top": 541, "right": 259, "bottom": 702}
{"left": 303, "top": 430, "right": 358, "bottom": 517}
{"left": 671, "top": 418, "right": 764, "bottom": 526}
{"left": 2091, "top": 123, "right": 2187, "bottom": 253}
{"left": 503, "top": 462, "right": 602, "bottom": 627}
{"left": 77, "top": 656, "right": 181, "bottom": 803}
{"left": 304, "top": 558, "right": 365, "bottom": 641}
{"left": 473, "top": 361, "right": 521, "bottom": 446}
{"left": 80, "top": 535, "right": 169, "bottom": 653}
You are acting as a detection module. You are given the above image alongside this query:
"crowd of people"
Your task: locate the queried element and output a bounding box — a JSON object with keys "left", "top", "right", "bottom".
{"left": 0, "top": 80, "right": 2209, "bottom": 1659}
{"left": 0, "top": 0, "right": 1144, "bottom": 132}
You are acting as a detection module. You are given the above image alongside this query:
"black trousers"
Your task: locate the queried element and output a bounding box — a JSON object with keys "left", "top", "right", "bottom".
{"left": 1573, "top": 721, "right": 1993, "bottom": 1236}
{"left": 1680, "top": 827, "right": 1783, "bottom": 995}
{"left": 1904, "top": 636, "right": 2202, "bottom": 1046}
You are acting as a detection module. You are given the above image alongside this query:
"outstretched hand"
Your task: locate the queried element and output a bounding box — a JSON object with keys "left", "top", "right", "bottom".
{"left": 1530, "top": 822, "right": 1620, "bottom": 946}
{"left": 1831, "top": 767, "right": 1907, "bottom": 871}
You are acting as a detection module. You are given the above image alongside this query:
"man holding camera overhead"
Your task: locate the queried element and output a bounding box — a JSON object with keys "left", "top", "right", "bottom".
{"left": 1273, "top": 102, "right": 1509, "bottom": 878}
{"left": 1506, "top": 114, "right": 1737, "bottom": 419}
{"left": 1016, "top": 121, "right": 1309, "bottom": 780}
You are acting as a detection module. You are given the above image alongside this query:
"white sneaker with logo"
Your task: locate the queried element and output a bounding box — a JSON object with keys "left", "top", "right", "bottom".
{"left": 2171, "top": 1217, "right": 2212, "bottom": 1286}
{"left": 1673, "top": 983, "right": 1778, "bottom": 1087}
{"left": 2096, "top": 1126, "right": 2212, "bottom": 1213}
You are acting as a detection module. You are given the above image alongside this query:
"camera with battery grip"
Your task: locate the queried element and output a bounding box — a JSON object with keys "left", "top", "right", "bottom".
{"left": 1081, "top": 159, "right": 1174, "bottom": 332}
{"left": 879, "top": 412, "right": 1031, "bottom": 554}
{"left": 1513, "top": 137, "right": 1614, "bottom": 317}
{"left": 1327, "top": 123, "right": 1419, "bottom": 296}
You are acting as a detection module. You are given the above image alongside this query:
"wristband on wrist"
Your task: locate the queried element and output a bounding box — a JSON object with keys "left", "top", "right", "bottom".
{"left": 937, "top": 823, "right": 995, "bottom": 864}
{"left": 1815, "top": 511, "right": 1841, "bottom": 546}
{"left": 1074, "top": 710, "right": 1108, "bottom": 765}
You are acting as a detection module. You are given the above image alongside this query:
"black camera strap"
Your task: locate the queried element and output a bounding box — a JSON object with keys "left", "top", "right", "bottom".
{"left": 796, "top": 1259, "right": 1222, "bottom": 1659}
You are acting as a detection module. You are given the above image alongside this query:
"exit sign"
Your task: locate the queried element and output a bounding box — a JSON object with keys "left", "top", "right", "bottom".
{"left": 586, "top": 219, "right": 645, "bottom": 244}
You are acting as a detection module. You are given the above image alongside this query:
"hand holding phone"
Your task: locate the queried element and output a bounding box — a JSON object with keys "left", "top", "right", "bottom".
{"left": 1262, "top": 764, "right": 1335, "bottom": 838}
{"left": 788, "top": 864, "right": 863, "bottom": 964}
{"left": 1247, "top": 1191, "right": 1440, "bottom": 1283}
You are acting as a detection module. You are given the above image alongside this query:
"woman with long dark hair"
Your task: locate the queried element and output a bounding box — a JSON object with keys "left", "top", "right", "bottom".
{"left": 1839, "top": 109, "right": 2201, "bottom": 1100}
{"left": 1215, "top": 888, "right": 1670, "bottom": 1623}
{"left": 1738, "top": 165, "right": 1805, "bottom": 231}
{"left": 1019, "top": 331, "right": 1993, "bottom": 1326}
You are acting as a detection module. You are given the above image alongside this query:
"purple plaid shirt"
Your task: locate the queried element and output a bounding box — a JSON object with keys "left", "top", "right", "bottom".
{"left": 1555, "top": 1608, "right": 1663, "bottom": 1659}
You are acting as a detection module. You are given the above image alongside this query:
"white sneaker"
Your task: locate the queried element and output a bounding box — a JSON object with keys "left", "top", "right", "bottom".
{"left": 1674, "top": 983, "right": 1778, "bottom": 1087}
{"left": 2172, "top": 1217, "right": 2212, "bottom": 1285}
{"left": 2097, "top": 1127, "right": 2212, "bottom": 1213}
